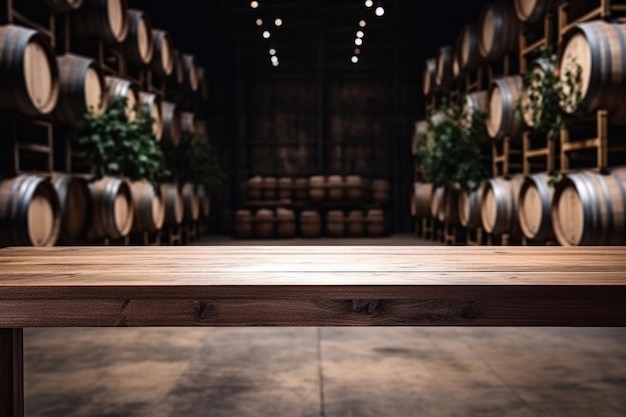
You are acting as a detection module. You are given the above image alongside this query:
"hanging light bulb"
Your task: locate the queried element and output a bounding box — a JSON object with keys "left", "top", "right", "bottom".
{"left": 359, "top": 20, "right": 367, "bottom": 27}
{"left": 351, "top": 56, "right": 359, "bottom": 64}
{"left": 269, "top": 48, "right": 276, "bottom": 55}
{"left": 375, "top": 6, "right": 385, "bottom": 16}
{"left": 356, "top": 30, "right": 364, "bottom": 38}
{"left": 262, "top": 30, "right": 270, "bottom": 39}
{"left": 364, "top": 0, "right": 373, "bottom": 8}
{"left": 355, "top": 38, "right": 363, "bottom": 46}
{"left": 250, "top": 1, "right": 259, "bottom": 8}
{"left": 256, "top": 18, "right": 263, "bottom": 26}
{"left": 274, "top": 17, "right": 283, "bottom": 27}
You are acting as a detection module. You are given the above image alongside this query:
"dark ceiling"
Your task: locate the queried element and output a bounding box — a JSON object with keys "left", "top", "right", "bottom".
{"left": 127, "top": 0, "right": 495, "bottom": 76}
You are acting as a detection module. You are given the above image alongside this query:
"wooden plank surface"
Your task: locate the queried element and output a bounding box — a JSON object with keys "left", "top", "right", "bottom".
{"left": 0, "top": 246, "right": 625, "bottom": 327}
{"left": 0, "top": 329, "right": 23, "bottom": 417}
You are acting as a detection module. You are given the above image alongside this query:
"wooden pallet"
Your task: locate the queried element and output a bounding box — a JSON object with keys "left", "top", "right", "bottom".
{"left": 558, "top": 0, "right": 626, "bottom": 40}
{"left": 523, "top": 131, "right": 558, "bottom": 174}
{"left": 492, "top": 137, "right": 523, "bottom": 177}
{"left": 519, "top": 13, "right": 558, "bottom": 72}
{"left": 560, "top": 110, "right": 626, "bottom": 172}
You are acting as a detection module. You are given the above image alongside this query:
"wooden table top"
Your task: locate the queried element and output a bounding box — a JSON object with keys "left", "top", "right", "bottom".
{"left": 0, "top": 246, "right": 625, "bottom": 327}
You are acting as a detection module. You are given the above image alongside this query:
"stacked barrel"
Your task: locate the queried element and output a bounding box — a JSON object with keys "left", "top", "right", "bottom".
{"left": 0, "top": 0, "right": 212, "bottom": 248}
{"left": 416, "top": 0, "right": 626, "bottom": 246}
{"left": 233, "top": 174, "right": 389, "bottom": 238}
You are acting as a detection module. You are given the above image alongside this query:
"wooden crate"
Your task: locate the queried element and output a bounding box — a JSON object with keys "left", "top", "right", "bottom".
{"left": 560, "top": 110, "right": 626, "bottom": 172}
{"left": 492, "top": 137, "right": 523, "bottom": 177}
{"left": 519, "top": 13, "right": 558, "bottom": 72}
{"left": 558, "top": 0, "right": 626, "bottom": 40}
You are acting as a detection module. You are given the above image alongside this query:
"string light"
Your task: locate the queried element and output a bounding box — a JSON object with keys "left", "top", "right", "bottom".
{"left": 262, "top": 30, "right": 270, "bottom": 39}
{"left": 256, "top": 18, "right": 263, "bottom": 26}
{"left": 364, "top": 0, "right": 373, "bottom": 7}
{"left": 375, "top": 6, "right": 385, "bottom": 16}
{"left": 359, "top": 20, "right": 366, "bottom": 27}
{"left": 274, "top": 17, "right": 283, "bottom": 27}
{"left": 250, "top": 1, "right": 259, "bottom": 8}
{"left": 356, "top": 30, "right": 364, "bottom": 38}
{"left": 355, "top": 38, "right": 363, "bottom": 46}
{"left": 351, "top": 56, "right": 359, "bottom": 64}
{"left": 269, "top": 48, "right": 276, "bottom": 55}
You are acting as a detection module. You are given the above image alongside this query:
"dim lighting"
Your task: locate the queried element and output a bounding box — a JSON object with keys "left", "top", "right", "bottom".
{"left": 355, "top": 38, "right": 363, "bottom": 46}
{"left": 274, "top": 17, "right": 283, "bottom": 26}
{"left": 250, "top": 1, "right": 259, "bottom": 8}
{"left": 375, "top": 6, "right": 385, "bottom": 16}
{"left": 359, "top": 20, "right": 366, "bottom": 27}
{"left": 262, "top": 30, "right": 270, "bottom": 39}
{"left": 269, "top": 48, "right": 276, "bottom": 55}
{"left": 256, "top": 18, "right": 263, "bottom": 26}
{"left": 351, "top": 56, "right": 359, "bottom": 64}
{"left": 354, "top": 48, "right": 361, "bottom": 55}
{"left": 356, "top": 30, "right": 364, "bottom": 38}
{"left": 364, "top": 0, "right": 373, "bottom": 7}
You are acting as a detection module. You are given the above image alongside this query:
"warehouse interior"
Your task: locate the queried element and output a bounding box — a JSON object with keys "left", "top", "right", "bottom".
{"left": 1, "top": 0, "right": 626, "bottom": 416}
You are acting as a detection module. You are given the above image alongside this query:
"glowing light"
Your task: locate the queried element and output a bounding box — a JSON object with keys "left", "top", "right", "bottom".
{"left": 375, "top": 6, "right": 385, "bottom": 16}
{"left": 262, "top": 30, "right": 270, "bottom": 39}
{"left": 364, "top": 0, "right": 373, "bottom": 7}
{"left": 269, "top": 48, "right": 276, "bottom": 55}
{"left": 250, "top": 1, "right": 259, "bottom": 8}
{"left": 272, "top": 60, "right": 279, "bottom": 67}
{"left": 359, "top": 20, "right": 366, "bottom": 27}
{"left": 356, "top": 30, "right": 364, "bottom": 38}
{"left": 256, "top": 18, "right": 263, "bottom": 26}
{"left": 355, "top": 38, "right": 363, "bottom": 46}
{"left": 275, "top": 17, "right": 283, "bottom": 26}
{"left": 271, "top": 56, "right": 278, "bottom": 63}
{"left": 351, "top": 56, "right": 359, "bottom": 64}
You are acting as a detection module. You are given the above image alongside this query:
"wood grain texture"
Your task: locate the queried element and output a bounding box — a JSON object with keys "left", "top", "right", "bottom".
{"left": 0, "top": 246, "right": 625, "bottom": 327}
{"left": 0, "top": 329, "right": 23, "bottom": 417}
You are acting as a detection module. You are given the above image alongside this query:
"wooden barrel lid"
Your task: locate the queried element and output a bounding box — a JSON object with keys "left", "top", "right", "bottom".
{"left": 480, "top": 7, "right": 496, "bottom": 57}
{"left": 558, "top": 32, "right": 591, "bottom": 112}
{"left": 151, "top": 189, "right": 165, "bottom": 230}
{"left": 519, "top": 183, "right": 542, "bottom": 237}
{"left": 136, "top": 13, "right": 152, "bottom": 63}
{"left": 486, "top": 85, "right": 504, "bottom": 138}
{"left": 24, "top": 42, "right": 56, "bottom": 114}
{"left": 553, "top": 183, "right": 584, "bottom": 246}
{"left": 515, "top": 0, "right": 537, "bottom": 21}
{"left": 157, "top": 31, "right": 174, "bottom": 75}
{"left": 481, "top": 185, "right": 497, "bottom": 233}
{"left": 113, "top": 187, "right": 132, "bottom": 236}
{"left": 107, "top": 0, "right": 127, "bottom": 42}
{"left": 27, "top": 187, "right": 58, "bottom": 247}
{"left": 84, "top": 67, "right": 105, "bottom": 117}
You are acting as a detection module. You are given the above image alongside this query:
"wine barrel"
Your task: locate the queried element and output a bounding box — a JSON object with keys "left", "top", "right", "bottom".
{"left": 412, "top": 182, "right": 434, "bottom": 219}
{"left": 234, "top": 209, "right": 253, "bottom": 238}
{"left": 551, "top": 167, "right": 626, "bottom": 246}
{"left": 345, "top": 175, "right": 363, "bottom": 201}
{"left": 422, "top": 57, "right": 437, "bottom": 96}
{"left": 514, "top": 0, "right": 554, "bottom": 25}
{"left": 262, "top": 177, "right": 277, "bottom": 200}
{"left": 0, "top": 25, "right": 59, "bottom": 118}
{"left": 138, "top": 91, "right": 163, "bottom": 141}
{"left": 254, "top": 208, "right": 274, "bottom": 238}
{"left": 123, "top": 9, "right": 153, "bottom": 66}
{"left": 182, "top": 53, "right": 199, "bottom": 92}
{"left": 104, "top": 76, "right": 138, "bottom": 121}
{"left": 309, "top": 176, "right": 326, "bottom": 202}
{"left": 480, "top": 174, "right": 524, "bottom": 236}
{"left": 431, "top": 186, "right": 445, "bottom": 219}
{"left": 159, "top": 182, "right": 183, "bottom": 226}
{"left": 486, "top": 75, "right": 524, "bottom": 139}
{"left": 89, "top": 176, "right": 134, "bottom": 239}
{"left": 371, "top": 179, "right": 390, "bottom": 204}
{"left": 130, "top": 180, "right": 164, "bottom": 233}
{"left": 196, "top": 184, "right": 211, "bottom": 219}
{"left": 197, "top": 67, "right": 209, "bottom": 101}
{"left": 458, "top": 183, "right": 484, "bottom": 229}
{"left": 293, "top": 178, "right": 309, "bottom": 201}
{"left": 278, "top": 177, "right": 293, "bottom": 200}
{"left": 454, "top": 23, "right": 481, "bottom": 75}
{"left": 518, "top": 172, "right": 554, "bottom": 241}
{"left": 181, "top": 182, "right": 200, "bottom": 223}
{"left": 326, "top": 210, "right": 345, "bottom": 237}
{"left": 461, "top": 90, "right": 488, "bottom": 132}
{"left": 347, "top": 210, "right": 365, "bottom": 237}
{"left": 478, "top": 1, "right": 520, "bottom": 60}
{"left": 181, "top": 111, "right": 197, "bottom": 138}
{"left": 42, "top": 0, "right": 83, "bottom": 12}
{"left": 366, "top": 209, "right": 385, "bottom": 236}
{"left": 521, "top": 57, "right": 554, "bottom": 127}
{"left": 71, "top": 0, "right": 129, "bottom": 44}
{"left": 171, "top": 50, "right": 184, "bottom": 86}
{"left": 150, "top": 29, "right": 174, "bottom": 77}
{"left": 160, "top": 101, "right": 181, "bottom": 147}
{"left": 276, "top": 208, "right": 296, "bottom": 238}
{"left": 442, "top": 186, "right": 460, "bottom": 225}
{"left": 557, "top": 20, "right": 626, "bottom": 123}
{"left": 247, "top": 176, "right": 263, "bottom": 200}
{"left": 435, "top": 45, "right": 454, "bottom": 90}
{"left": 0, "top": 174, "right": 61, "bottom": 247}
{"left": 51, "top": 173, "right": 92, "bottom": 244}
{"left": 327, "top": 175, "right": 344, "bottom": 201}
{"left": 300, "top": 210, "right": 321, "bottom": 238}
{"left": 52, "top": 53, "right": 105, "bottom": 124}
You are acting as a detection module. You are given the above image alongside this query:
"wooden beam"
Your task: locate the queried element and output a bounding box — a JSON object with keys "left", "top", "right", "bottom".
{"left": 0, "top": 246, "right": 625, "bottom": 327}
{"left": 0, "top": 329, "right": 23, "bottom": 417}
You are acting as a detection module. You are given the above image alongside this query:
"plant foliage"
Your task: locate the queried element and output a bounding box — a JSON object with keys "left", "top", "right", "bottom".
{"left": 416, "top": 98, "right": 489, "bottom": 191}
{"left": 75, "top": 97, "right": 169, "bottom": 186}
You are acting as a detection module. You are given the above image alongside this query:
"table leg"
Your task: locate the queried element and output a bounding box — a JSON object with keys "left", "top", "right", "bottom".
{"left": 0, "top": 329, "right": 24, "bottom": 417}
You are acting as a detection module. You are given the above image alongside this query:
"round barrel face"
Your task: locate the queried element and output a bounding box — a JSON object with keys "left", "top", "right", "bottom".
{"left": 487, "top": 86, "right": 503, "bottom": 138}
{"left": 152, "top": 192, "right": 165, "bottom": 230}
{"left": 422, "top": 59, "right": 435, "bottom": 94}
{"left": 24, "top": 42, "right": 55, "bottom": 114}
{"left": 107, "top": 0, "right": 126, "bottom": 42}
{"left": 554, "top": 185, "right": 584, "bottom": 246}
{"left": 559, "top": 32, "right": 591, "bottom": 112}
{"left": 64, "top": 180, "right": 89, "bottom": 239}
{"left": 84, "top": 67, "right": 105, "bottom": 117}
{"left": 137, "top": 16, "right": 151, "bottom": 63}
{"left": 159, "top": 34, "right": 173, "bottom": 75}
{"left": 461, "top": 28, "right": 472, "bottom": 65}
{"left": 515, "top": 0, "right": 537, "bottom": 21}
{"left": 188, "top": 57, "right": 199, "bottom": 90}
{"left": 114, "top": 191, "right": 132, "bottom": 236}
{"left": 457, "top": 189, "right": 470, "bottom": 227}
{"left": 174, "top": 190, "right": 184, "bottom": 224}
{"left": 28, "top": 189, "right": 56, "bottom": 246}
{"left": 150, "top": 100, "right": 162, "bottom": 139}
{"left": 481, "top": 186, "right": 497, "bottom": 233}
{"left": 480, "top": 8, "right": 495, "bottom": 57}
{"left": 519, "top": 184, "right": 543, "bottom": 238}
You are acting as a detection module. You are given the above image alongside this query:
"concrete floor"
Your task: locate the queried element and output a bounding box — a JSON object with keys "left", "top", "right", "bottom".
{"left": 23, "top": 235, "right": 626, "bottom": 417}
